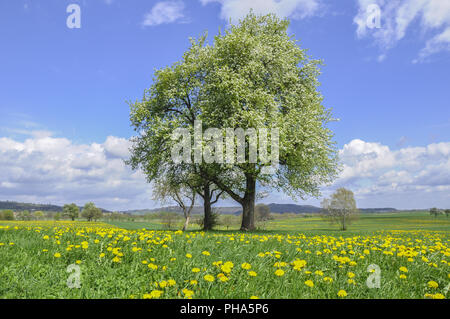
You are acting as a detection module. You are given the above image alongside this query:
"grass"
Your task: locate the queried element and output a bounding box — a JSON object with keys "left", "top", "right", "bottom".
{"left": 0, "top": 213, "right": 448, "bottom": 299}
{"left": 106, "top": 211, "right": 450, "bottom": 233}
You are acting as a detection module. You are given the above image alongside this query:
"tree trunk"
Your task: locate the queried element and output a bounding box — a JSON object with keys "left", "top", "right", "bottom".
{"left": 182, "top": 215, "right": 190, "bottom": 231}
{"left": 203, "top": 183, "right": 213, "bottom": 231}
{"left": 240, "top": 174, "right": 256, "bottom": 231}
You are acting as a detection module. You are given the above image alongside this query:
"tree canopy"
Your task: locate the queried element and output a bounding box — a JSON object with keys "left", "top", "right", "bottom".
{"left": 128, "top": 12, "right": 339, "bottom": 231}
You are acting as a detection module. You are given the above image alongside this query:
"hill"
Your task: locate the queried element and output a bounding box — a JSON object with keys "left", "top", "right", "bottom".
{"left": 122, "top": 204, "right": 398, "bottom": 215}
{"left": 0, "top": 201, "right": 111, "bottom": 213}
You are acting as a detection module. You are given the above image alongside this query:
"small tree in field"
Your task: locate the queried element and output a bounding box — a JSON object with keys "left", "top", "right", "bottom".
{"left": 445, "top": 209, "right": 450, "bottom": 218}
{"left": 81, "top": 202, "right": 101, "bottom": 222}
{"left": 255, "top": 204, "right": 272, "bottom": 222}
{"left": 321, "top": 188, "right": 359, "bottom": 231}
{"left": 429, "top": 207, "right": 441, "bottom": 218}
{"left": 63, "top": 203, "right": 79, "bottom": 221}
{"left": 34, "top": 211, "right": 44, "bottom": 220}
{"left": 0, "top": 210, "right": 14, "bottom": 220}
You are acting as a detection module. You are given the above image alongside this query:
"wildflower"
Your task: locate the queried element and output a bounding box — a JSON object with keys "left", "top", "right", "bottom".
{"left": 275, "top": 269, "right": 285, "bottom": 276}
{"left": 182, "top": 289, "right": 194, "bottom": 298}
{"left": 202, "top": 251, "right": 210, "bottom": 256}
{"left": 427, "top": 281, "right": 438, "bottom": 289}
{"left": 54, "top": 253, "right": 61, "bottom": 258}
{"left": 304, "top": 280, "right": 314, "bottom": 288}
{"left": 112, "top": 256, "right": 121, "bottom": 263}
{"left": 399, "top": 267, "right": 408, "bottom": 273}
{"left": 167, "top": 279, "right": 176, "bottom": 286}
{"left": 186, "top": 253, "right": 192, "bottom": 258}
{"left": 337, "top": 290, "right": 348, "bottom": 298}
{"left": 248, "top": 271, "right": 257, "bottom": 277}
{"left": 192, "top": 268, "right": 200, "bottom": 273}
{"left": 143, "top": 290, "right": 163, "bottom": 299}
{"left": 204, "top": 274, "right": 215, "bottom": 282}
{"left": 241, "top": 263, "right": 251, "bottom": 270}
{"left": 399, "top": 274, "right": 407, "bottom": 279}
{"left": 250, "top": 296, "right": 259, "bottom": 299}
{"left": 323, "top": 277, "right": 333, "bottom": 283}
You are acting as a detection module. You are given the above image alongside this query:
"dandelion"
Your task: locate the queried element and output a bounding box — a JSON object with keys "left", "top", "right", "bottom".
{"left": 248, "top": 271, "right": 257, "bottom": 277}
{"left": 304, "top": 280, "right": 314, "bottom": 288}
{"left": 399, "top": 267, "right": 408, "bottom": 273}
{"left": 202, "top": 251, "right": 210, "bottom": 256}
{"left": 337, "top": 290, "right": 348, "bottom": 298}
{"left": 54, "top": 253, "right": 61, "bottom": 258}
{"left": 192, "top": 268, "right": 200, "bottom": 273}
{"left": 427, "top": 281, "right": 438, "bottom": 289}
{"left": 182, "top": 289, "right": 194, "bottom": 298}
{"left": 204, "top": 274, "right": 215, "bottom": 282}
{"left": 143, "top": 290, "right": 163, "bottom": 299}
{"left": 112, "top": 256, "right": 121, "bottom": 263}
{"left": 275, "top": 269, "right": 285, "bottom": 277}
{"left": 241, "top": 263, "right": 251, "bottom": 270}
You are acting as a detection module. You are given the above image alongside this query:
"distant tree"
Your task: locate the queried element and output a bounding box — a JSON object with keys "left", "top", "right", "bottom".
{"left": 34, "top": 211, "right": 44, "bottom": 220}
{"left": 63, "top": 203, "right": 80, "bottom": 221}
{"left": 321, "top": 188, "right": 359, "bottom": 231}
{"left": 81, "top": 202, "right": 101, "bottom": 222}
{"left": 445, "top": 209, "right": 450, "bottom": 218}
{"left": 429, "top": 207, "right": 441, "bottom": 218}
{"left": 93, "top": 208, "right": 103, "bottom": 221}
{"left": 255, "top": 204, "right": 272, "bottom": 221}
{"left": 0, "top": 210, "right": 14, "bottom": 220}
{"left": 18, "top": 210, "right": 31, "bottom": 221}
{"left": 54, "top": 212, "right": 61, "bottom": 221}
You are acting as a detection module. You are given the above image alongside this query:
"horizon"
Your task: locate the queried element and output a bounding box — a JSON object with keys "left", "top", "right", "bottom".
{"left": 0, "top": 0, "right": 449, "bottom": 210}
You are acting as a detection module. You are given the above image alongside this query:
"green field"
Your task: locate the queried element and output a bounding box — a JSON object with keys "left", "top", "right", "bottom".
{"left": 106, "top": 211, "right": 450, "bottom": 233}
{"left": 0, "top": 213, "right": 449, "bottom": 299}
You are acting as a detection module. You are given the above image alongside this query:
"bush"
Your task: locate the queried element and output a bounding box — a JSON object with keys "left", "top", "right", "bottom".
{"left": 0, "top": 210, "right": 15, "bottom": 220}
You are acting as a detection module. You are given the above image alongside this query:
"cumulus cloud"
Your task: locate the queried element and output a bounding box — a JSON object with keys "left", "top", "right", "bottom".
{"left": 0, "top": 133, "right": 448, "bottom": 210}
{"left": 142, "top": 1, "right": 187, "bottom": 26}
{"left": 0, "top": 134, "right": 154, "bottom": 211}
{"left": 335, "top": 139, "right": 450, "bottom": 208}
{"left": 354, "top": 0, "right": 450, "bottom": 62}
{"left": 199, "top": 0, "right": 321, "bottom": 22}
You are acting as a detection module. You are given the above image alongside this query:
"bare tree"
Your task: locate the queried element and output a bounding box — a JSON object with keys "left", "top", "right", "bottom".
{"left": 321, "top": 188, "right": 359, "bottom": 231}
{"left": 153, "top": 177, "right": 196, "bottom": 231}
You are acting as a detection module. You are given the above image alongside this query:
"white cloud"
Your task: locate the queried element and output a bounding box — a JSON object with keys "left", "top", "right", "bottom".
{"left": 354, "top": 0, "right": 450, "bottom": 62}
{"left": 142, "top": 1, "right": 186, "bottom": 26}
{"left": 0, "top": 132, "right": 448, "bottom": 210}
{"left": 0, "top": 134, "right": 153, "bottom": 211}
{"left": 200, "top": 0, "right": 321, "bottom": 22}
{"left": 335, "top": 139, "right": 450, "bottom": 208}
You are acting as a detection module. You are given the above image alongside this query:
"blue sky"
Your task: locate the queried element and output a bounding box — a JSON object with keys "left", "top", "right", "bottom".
{"left": 0, "top": 0, "right": 449, "bottom": 210}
